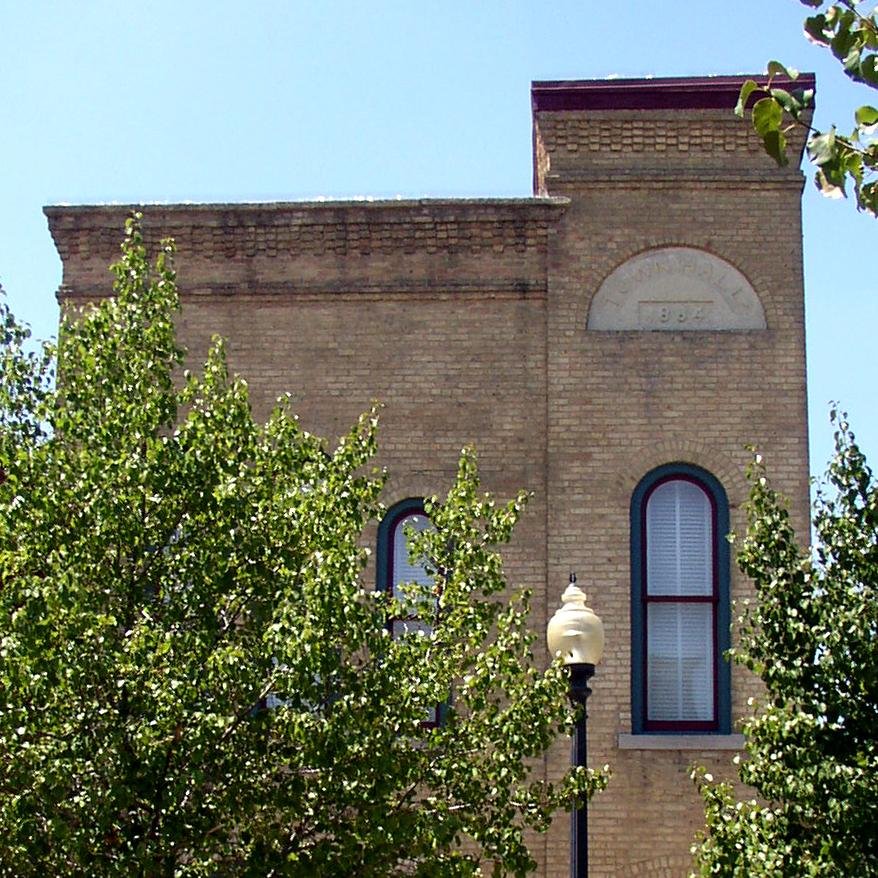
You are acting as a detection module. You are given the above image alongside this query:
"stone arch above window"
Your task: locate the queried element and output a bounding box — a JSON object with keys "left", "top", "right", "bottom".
{"left": 588, "top": 247, "right": 766, "bottom": 331}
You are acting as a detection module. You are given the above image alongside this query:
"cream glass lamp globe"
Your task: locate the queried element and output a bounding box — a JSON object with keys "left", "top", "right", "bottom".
{"left": 546, "top": 576, "right": 605, "bottom": 666}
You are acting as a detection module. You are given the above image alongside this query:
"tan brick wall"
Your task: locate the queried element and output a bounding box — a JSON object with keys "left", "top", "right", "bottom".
{"left": 47, "top": 83, "right": 811, "bottom": 878}
{"left": 534, "top": 103, "right": 809, "bottom": 877}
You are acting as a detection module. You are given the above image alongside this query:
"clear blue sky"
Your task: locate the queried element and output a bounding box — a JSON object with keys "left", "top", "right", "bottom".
{"left": 2, "top": 1, "right": 876, "bottom": 486}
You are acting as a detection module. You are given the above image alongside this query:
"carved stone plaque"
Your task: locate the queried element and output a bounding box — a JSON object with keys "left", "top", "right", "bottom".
{"left": 587, "top": 247, "right": 766, "bottom": 331}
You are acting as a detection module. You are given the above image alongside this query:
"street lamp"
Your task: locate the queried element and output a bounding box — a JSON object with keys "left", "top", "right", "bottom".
{"left": 546, "top": 573, "right": 605, "bottom": 878}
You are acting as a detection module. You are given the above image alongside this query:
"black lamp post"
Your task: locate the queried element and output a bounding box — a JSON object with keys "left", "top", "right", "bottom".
{"left": 546, "top": 573, "right": 605, "bottom": 878}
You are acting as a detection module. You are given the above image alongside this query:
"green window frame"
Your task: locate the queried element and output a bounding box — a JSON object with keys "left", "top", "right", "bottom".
{"left": 630, "top": 463, "right": 731, "bottom": 734}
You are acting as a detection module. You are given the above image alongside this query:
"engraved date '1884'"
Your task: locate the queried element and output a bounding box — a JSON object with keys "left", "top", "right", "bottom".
{"left": 637, "top": 300, "right": 713, "bottom": 330}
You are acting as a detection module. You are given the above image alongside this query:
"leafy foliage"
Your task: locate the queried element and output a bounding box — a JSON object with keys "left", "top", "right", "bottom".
{"left": 691, "top": 414, "right": 878, "bottom": 876}
{"left": 737, "top": 1, "right": 878, "bottom": 214}
{"left": 0, "top": 217, "right": 605, "bottom": 876}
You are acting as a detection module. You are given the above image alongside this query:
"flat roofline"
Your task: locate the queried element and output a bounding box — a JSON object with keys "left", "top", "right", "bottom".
{"left": 531, "top": 73, "right": 816, "bottom": 112}
{"left": 44, "top": 196, "right": 568, "bottom": 216}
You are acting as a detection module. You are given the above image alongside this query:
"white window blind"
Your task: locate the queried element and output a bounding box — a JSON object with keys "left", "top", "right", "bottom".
{"left": 390, "top": 512, "right": 438, "bottom": 725}
{"left": 645, "top": 479, "right": 715, "bottom": 723}
{"left": 391, "top": 513, "right": 434, "bottom": 599}
{"left": 646, "top": 480, "right": 712, "bottom": 596}
{"left": 646, "top": 603, "right": 713, "bottom": 721}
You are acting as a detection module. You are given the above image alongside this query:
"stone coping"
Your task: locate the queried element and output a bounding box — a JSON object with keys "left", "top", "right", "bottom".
{"left": 44, "top": 196, "right": 568, "bottom": 221}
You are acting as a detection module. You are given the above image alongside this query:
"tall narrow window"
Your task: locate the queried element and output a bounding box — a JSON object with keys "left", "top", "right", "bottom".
{"left": 376, "top": 498, "right": 439, "bottom": 725}
{"left": 387, "top": 503, "right": 434, "bottom": 638}
{"left": 631, "top": 465, "right": 730, "bottom": 734}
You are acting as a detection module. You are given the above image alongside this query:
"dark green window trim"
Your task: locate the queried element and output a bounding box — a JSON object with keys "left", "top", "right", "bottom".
{"left": 376, "top": 497, "right": 446, "bottom": 727}
{"left": 376, "top": 497, "right": 426, "bottom": 593}
{"left": 630, "top": 463, "right": 731, "bottom": 735}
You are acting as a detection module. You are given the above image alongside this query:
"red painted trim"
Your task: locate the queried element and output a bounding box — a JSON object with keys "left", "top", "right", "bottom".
{"left": 532, "top": 73, "right": 815, "bottom": 113}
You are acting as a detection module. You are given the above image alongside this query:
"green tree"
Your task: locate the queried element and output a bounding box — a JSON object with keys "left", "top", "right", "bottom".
{"left": 691, "top": 415, "right": 878, "bottom": 876}
{"left": 737, "top": 1, "right": 878, "bottom": 215}
{"left": 0, "top": 217, "right": 604, "bottom": 877}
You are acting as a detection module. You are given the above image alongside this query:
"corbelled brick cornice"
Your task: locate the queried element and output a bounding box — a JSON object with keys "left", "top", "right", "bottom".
{"left": 46, "top": 198, "right": 567, "bottom": 300}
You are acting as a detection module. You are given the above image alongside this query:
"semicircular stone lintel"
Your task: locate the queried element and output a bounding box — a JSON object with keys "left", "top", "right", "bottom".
{"left": 587, "top": 247, "right": 767, "bottom": 331}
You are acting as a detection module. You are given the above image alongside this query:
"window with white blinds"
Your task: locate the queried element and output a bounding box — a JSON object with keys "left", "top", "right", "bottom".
{"left": 645, "top": 479, "right": 715, "bottom": 725}
{"left": 391, "top": 512, "right": 434, "bottom": 596}
{"left": 377, "top": 499, "right": 440, "bottom": 726}
{"left": 389, "top": 511, "right": 436, "bottom": 640}
{"left": 631, "top": 466, "right": 730, "bottom": 735}
{"left": 646, "top": 480, "right": 712, "bottom": 597}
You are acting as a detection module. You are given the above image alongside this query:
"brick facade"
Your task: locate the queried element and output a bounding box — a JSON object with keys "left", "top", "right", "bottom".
{"left": 46, "top": 75, "right": 812, "bottom": 877}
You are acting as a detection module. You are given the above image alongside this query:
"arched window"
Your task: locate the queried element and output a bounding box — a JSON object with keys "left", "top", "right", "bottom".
{"left": 377, "top": 498, "right": 434, "bottom": 617}
{"left": 630, "top": 465, "right": 731, "bottom": 734}
{"left": 376, "top": 498, "right": 439, "bottom": 725}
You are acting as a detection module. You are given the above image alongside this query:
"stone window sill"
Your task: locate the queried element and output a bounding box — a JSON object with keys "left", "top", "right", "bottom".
{"left": 617, "top": 733, "right": 745, "bottom": 751}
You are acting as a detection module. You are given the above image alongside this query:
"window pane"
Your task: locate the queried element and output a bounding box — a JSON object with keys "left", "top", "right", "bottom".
{"left": 646, "top": 480, "right": 712, "bottom": 596}
{"left": 391, "top": 513, "right": 434, "bottom": 599}
{"left": 646, "top": 602, "right": 714, "bottom": 722}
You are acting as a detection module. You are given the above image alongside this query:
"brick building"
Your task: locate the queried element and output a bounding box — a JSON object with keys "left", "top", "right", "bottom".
{"left": 45, "top": 75, "right": 812, "bottom": 877}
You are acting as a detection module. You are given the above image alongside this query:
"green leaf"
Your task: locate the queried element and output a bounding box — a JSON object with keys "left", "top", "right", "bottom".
{"left": 752, "top": 96, "right": 784, "bottom": 138}
{"left": 767, "top": 60, "right": 799, "bottom": 80}
{"left": 816, "top": 165, "right": 847, "bottom": 198}
{"left": 855, "top": 105, "right": 878, "bottom": 127}
{"left": 846, "top": 150, "right": 865, "bottom": 188}
{"left": 736, "top": 79, "right": 760, "bottom": 117}
{"left": 762, "top": 128, "right": 790, "bottom": 166}
{"left": 857, "top": 179, "right": 878, "bottom": 215}
{"left": 804, "top": 13, "right": 830, "bottom": 46}
{"left": 799, "top": 87, "right": 816, "bottom": 109}
{"left": 770, "top": 87, "right": 803, "bottom": 116}
{"left": 860, "top": 54, "right": 878, "bottom": 86}
{"left": 808, "top": 129, "right": 838, "bottom": 165}
{"left": 830, "top": 11, "right": 858, "bottom": 66}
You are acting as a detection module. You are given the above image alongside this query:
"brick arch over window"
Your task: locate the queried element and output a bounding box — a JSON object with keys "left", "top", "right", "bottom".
{"left": 588, "top": 246, "right": 766, "bottom": 331}
{"left": 630, "top": 463, "right": 731, "bottom": 734}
